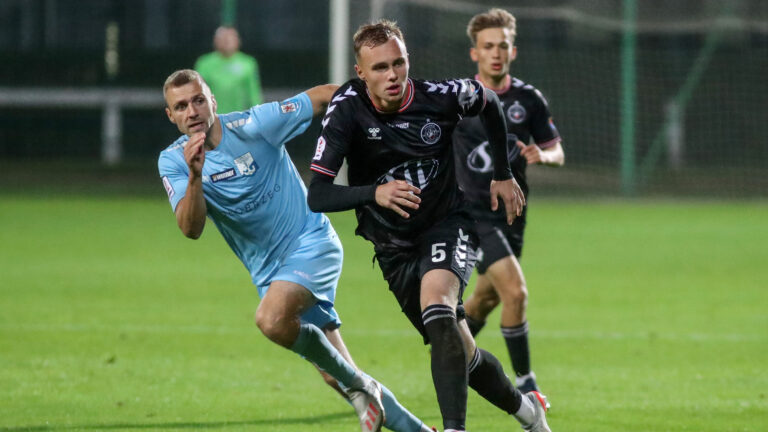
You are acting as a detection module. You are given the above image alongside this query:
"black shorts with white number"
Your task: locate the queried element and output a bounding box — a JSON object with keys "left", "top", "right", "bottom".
{"left": 374, "top": 210, "right": 478, "bottom": 344}
{"left": 473, "top": 205, "right": 527, "bottom": 274}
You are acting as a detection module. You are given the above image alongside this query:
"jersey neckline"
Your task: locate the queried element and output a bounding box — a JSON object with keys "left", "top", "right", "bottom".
{"left": 365, "top": 78, "right": 415, "bottom": 114}
{"left": 475, "top": 74, "right": 511, "bottom": 94}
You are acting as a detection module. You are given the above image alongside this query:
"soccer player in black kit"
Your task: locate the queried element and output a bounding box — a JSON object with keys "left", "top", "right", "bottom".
{"left": 307, "top": 20, "right": 552, "bottom": 432}
{"left": 454, "top": 9, "right": 565, "bottom": 397}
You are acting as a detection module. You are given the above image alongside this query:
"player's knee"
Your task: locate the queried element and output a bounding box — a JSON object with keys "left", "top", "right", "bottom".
{"left": 499, "top": 280, "right": 528, "bottom": 308}
{"left": 255, "top": 308, "right": 298, "bottom": 346}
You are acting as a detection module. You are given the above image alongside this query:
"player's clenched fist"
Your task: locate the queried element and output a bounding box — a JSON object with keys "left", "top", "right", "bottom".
{"left": 516, "top": 140, "right": 543, "bottom": 165}
{"left": 184, "top": 132, "right": 207, "bottom": 177}
{"left": 375, "top": 179, "right": 422, "bottom": 219}
{"left": 490, "top": 177, "right": 525, "bottom": 225}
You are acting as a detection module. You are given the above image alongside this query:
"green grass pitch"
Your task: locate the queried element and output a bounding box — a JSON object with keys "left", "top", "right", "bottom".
{"left": 1, "top": 195, "right": 766, "bottom": 431}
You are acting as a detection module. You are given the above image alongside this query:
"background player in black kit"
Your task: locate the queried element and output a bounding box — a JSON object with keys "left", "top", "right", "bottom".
{"left": 453, "top": 9, "right": 565, "bottom": 396}
{"left": 307, "top": 20, "right": 552, "bottom": 432}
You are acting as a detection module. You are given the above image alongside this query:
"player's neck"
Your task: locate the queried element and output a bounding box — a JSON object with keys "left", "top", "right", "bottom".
{"left": 477, "top": 73, "right": 510, "bottom": 93}
{"left": 204, "top": 117, "right": 223, "bottom": 150}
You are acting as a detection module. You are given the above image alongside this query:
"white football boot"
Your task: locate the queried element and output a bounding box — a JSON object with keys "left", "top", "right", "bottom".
{"left": 521, "top": 391, "right": 551, "bottom": 432}
{"left": 348, "top": 377, "right": 385, "bottom": 432}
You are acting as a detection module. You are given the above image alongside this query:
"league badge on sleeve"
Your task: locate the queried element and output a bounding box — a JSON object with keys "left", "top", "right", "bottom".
{"left": 162, "top": 176, "right": 175, "bottom": 199}
{"left": 280, "top": 100, "right": 300, "bottom": 114}
{"left": 549, "top": 117, "right": 557, "bottom": 131}
{"left": 313, "top": 136, "right": 326, "bottom": 161}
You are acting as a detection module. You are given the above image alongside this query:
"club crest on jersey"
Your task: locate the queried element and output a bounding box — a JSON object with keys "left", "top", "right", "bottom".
{"left": 280, "top": 100, "right": 299, "bottom": 114}
{"left": 367, "top": 127, "right": 382, "bottom": 140}
{"left": 420, "top": 121, "right": 441, "bottom": 145}
{"left": 507, "top": 101, "right": 526, "bottom": 124}
{"left": 234, "top": 152, "right": 258, "bottom": 176}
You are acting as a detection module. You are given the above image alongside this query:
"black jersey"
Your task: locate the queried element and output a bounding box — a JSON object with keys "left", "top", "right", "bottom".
{"left": 311, "top": 77, "right": 487, "bottom": 247}
{"left": 453, "top": 76, "right": 560, "bottom": 219}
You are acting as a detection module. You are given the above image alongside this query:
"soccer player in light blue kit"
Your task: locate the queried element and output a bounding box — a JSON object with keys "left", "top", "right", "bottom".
{"left": 158, "top": 69, "right": 432, "bottom": 432}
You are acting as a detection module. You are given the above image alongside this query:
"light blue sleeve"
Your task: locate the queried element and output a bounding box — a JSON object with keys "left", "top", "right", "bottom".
{"left": 247, "top": 92, "right": 313, "bottom": 148}
{"left": 158, "top": 151, "right": 189, "bottom": 212}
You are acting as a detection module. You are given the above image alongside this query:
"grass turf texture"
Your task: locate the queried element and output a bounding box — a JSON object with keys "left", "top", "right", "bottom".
{"left": 1, "top": 195, "right": 766, "bottom": 431}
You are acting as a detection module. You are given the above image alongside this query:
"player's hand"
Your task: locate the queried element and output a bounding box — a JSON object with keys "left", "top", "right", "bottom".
{"left": 184, "top": 132, "right": 206, "bottom": 178}
{"left": 375, "top": 180, "right": 421, "bottom": 219}
{"left": 516, "top": 141, "right": 543, "bottom": 165}
{"left": 490, "top": 178, "right": 525, "bottom": 225}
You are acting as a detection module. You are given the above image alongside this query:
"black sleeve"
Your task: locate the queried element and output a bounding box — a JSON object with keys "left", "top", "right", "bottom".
{"left": 456, "top": 79, "right": 486, "bottom": 117}
{"left": 307, "top": 174, "right": 377, "bottom": 213}
{"left": 479, "top": 90, "right": 513, "bottom": 181}
{"left": 528, "top": 88, "right": 561, "bottom": 148}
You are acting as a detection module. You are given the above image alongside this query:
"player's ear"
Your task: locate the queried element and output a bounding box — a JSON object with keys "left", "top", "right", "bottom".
{"left": 354, "top": 63, "right": 365, "bottom": 81}
{"left": 510, "top": 45, "right": 518, "bottom": 62}
{"left": 211, "top": 94, "right": 218, "bottom": 112}
{"left": 470, "top": 47, "right": 479, "bottom": 63}
{"left": 165, "top": 107, "right": 176, "bottom": 124}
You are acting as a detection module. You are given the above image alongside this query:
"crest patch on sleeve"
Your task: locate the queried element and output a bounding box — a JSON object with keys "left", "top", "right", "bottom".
{"left": 280, "top": 100, "right": 300, "bottom": 114}
{"left": 162, "top": 176, "right": 175, "bottom": 199}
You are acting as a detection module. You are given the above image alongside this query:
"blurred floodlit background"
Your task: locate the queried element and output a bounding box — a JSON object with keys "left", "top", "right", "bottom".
{"left": 0, "top": 0, "right": 766, "bottom": 197}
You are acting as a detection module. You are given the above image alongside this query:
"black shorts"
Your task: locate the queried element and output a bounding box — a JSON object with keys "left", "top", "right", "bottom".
{"left": 373, "top": 211, "right": 478, "bottom": 344}
{"left": 474, "top": 206, "right": 527, "bottom": 274}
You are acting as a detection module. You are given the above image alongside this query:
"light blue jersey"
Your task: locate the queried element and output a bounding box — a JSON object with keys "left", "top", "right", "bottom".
{"left": 158, "top": 93, "right": 336, "bottom": 292}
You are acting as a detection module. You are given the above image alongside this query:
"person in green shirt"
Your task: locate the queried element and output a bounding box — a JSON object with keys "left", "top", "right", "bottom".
{"left": 195, "top": 26, "right": 263, "bottom": 113}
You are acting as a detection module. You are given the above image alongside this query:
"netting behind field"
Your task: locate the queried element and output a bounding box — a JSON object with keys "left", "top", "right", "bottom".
{"left": 349, "top": 0, "right": 768, "bottom": 197}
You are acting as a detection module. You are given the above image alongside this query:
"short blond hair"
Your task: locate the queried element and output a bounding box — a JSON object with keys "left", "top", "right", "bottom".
{"left": 466, "top": 8, "right": 517, "bottom": 45}
{"left": 163, "top": 69, "right": 207, "bottom": 98}
{"left": 353, "top": 20, "right": 405, "bottom": 58}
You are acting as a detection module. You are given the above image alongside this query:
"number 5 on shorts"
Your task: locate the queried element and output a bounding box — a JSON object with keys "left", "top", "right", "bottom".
{"left": 431, "top": 242, "right": 447, "bottom": 263}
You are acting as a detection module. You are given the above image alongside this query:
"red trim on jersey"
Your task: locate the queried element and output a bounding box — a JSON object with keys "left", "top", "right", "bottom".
{"left": 310, "top": 164, "right": 337, "bottom": 177}
{"left": 537, "top": 136, "right": 561, "bottom": 150}
{"left": 367, "top": 79, "right": 414, "bottom": 113}
{"left": 475, "top": 74, "right": 511, "bottom": 94}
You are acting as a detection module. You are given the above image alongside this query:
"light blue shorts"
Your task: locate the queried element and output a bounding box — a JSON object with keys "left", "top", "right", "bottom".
{"left": 257, "top": 219, "right": 343, "bottom": 329}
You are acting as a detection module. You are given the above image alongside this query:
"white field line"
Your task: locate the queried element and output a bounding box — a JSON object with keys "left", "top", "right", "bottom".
{"left": 0, "top": 323, "right": 765, "bottom": 342}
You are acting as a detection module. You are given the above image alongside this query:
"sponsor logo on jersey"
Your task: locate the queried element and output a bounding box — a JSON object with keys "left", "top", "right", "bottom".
{"left": 507, "top": 101, "right": 526, "bottom": 124}
{"left": 162, "top": 176, "right": 175, "bottom": 199}
{"left": 378, "top": 158, "right": 439, "bottom": 190}
{"left": 367, "top": 127, "right": 382, "bottom": 140}
{"left": 211, "top": 168, "right": 236, "bottom": 183}
{"left": 420, "top": 121, "right": 441, "bottom": 145}
{"left": 466, "top": 134, "right": 521, "bottom": 173}
{"left": 387, "top": 121, "right": 409, "bottom": 129}
{"left": 234, "top": 152, "right": 258, "bottom": 176}
{"left": 313, "top": 136, "right": 326, "bottom": 160}
{"left": 280, "top": 100, "right": 299, "bottom": 114}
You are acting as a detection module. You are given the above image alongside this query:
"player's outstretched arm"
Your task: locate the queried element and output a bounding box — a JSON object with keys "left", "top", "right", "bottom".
{"left": 304, "top": 84, "right": 340, "bottom": 116}
{"left": 175, "top": 132, "right": 207, "bottom": 239}
{"left": 480, "top": 91, "right": 525, "bottom": 223}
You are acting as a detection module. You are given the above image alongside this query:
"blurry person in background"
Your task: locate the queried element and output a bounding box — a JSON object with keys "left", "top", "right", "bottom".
{"left": 195, "top": 26, "right": 263, "bottom": 113}
{"left": 454, "top": 8, "right": 564, "bottom": 397}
